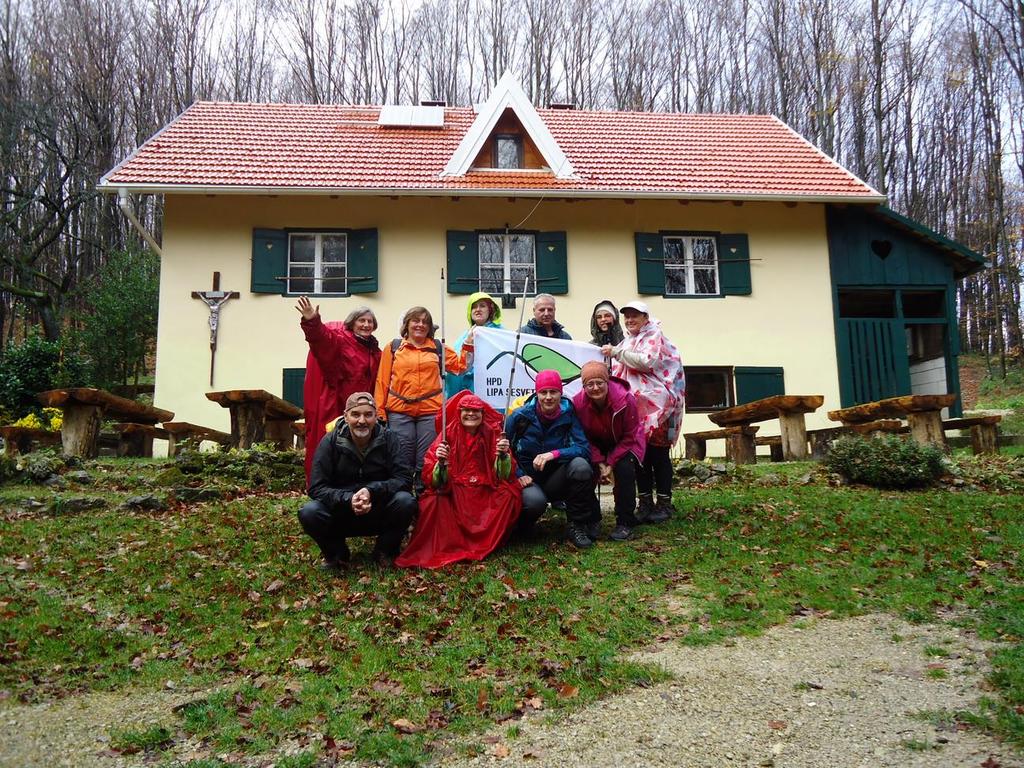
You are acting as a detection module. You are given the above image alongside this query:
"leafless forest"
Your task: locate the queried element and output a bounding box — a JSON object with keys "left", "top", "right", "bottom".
{"left": 1, "top": 0, "right": 1021, "bottom": 369}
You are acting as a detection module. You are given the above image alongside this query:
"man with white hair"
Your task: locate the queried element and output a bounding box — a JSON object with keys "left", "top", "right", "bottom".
{"left": 520, "top": 293, "right": 571, "bottom": 339}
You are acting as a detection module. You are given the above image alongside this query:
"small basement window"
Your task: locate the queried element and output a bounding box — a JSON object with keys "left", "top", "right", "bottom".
{"left": 684, "top": 367, "right": 733, "bottom": 411}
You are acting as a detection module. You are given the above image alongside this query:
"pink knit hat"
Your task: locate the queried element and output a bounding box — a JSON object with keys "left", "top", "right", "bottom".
{"left": 534, "top": 369, "right": 563, "bottom": 393}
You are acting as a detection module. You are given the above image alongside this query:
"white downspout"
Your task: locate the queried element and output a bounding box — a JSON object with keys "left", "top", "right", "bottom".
{"left": 117, "top": 188, "right": 163, "bottom": 257}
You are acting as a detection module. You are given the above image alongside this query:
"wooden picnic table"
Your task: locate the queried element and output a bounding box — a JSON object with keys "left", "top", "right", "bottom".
{"left": 707, "top": 394, "right": 824, "bottom": 461}
{"left": 37, "top": 387, "right": 174, "bottom": 458}
{"left": 0, "top": 426, "right": 62, "bottom": 456}
{"left": 205, "top": 389, "right": 303, "bottom": 450}
{"left": 828, "top": 394, "right": 956, "bottom": 451}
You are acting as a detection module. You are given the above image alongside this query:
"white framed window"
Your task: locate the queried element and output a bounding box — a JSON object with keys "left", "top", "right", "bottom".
{"left": 479, "top": 232, "right": 536, "bottom": 295}
{"left": 493, "top": 135, "right": 523, "bottom": 169}
{"left": 287, "top": 232, "right": 348, "bottom": 295}
{"left": 664, "top": 235, "right": 719, "bottom": 296}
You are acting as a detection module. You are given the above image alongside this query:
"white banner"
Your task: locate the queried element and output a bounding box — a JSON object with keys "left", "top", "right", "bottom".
{"left": 472, "top": 327, "right": 604, "bottom": 412}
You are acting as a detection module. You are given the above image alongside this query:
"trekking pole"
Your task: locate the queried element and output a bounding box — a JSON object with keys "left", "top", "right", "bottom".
{"left": 438, "top": 268, "right": 448, "bottom": 483}
{"left": 503, "top": 274, "right": 532, "bottom": 416}
{"left": 499, "top": 274, "right": 532, "bottom": 442}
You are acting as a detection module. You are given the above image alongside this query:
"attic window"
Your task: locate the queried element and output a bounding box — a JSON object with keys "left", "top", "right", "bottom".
{"left": 494, "top": 135, "right": 523, "bottom": 169}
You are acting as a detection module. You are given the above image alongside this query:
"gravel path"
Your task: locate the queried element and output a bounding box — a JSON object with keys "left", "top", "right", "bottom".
{"left": 1, "top": 614, "right": 1020, "bottom": 767}
{"left": 438, "top": 613, "right": 1022, "bottom": 768}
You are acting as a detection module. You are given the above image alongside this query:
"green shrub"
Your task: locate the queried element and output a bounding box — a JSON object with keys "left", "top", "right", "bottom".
{"left": 825, "top": 435, "right": 947, "bottom": 489}
{"left": 77, "top": 248, "right": 159, "bottom": 388}
{"left": 0, "top": 335, "right": 92, "bottom": 415}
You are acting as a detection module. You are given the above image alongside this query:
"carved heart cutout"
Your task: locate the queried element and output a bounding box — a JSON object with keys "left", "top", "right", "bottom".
{"left": 871, "top": 239, "right": 892, "bottom": 259}
{"left": 458, "top": 244, "right": 465, "bottom": 251}
{"left": 547, "top": 245, "right": 555, "bottom": 252}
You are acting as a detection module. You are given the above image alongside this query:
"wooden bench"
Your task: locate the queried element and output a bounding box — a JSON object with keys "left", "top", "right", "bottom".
{"left": 806, "top": 420, "right": 906, "bottom": 459}
{"left": 110, "top": 423, "right": 169, "bottom": 458}
{"left": 292, "top": 421, "right": 306, "bottom": 450}
{"left": 828, "top": 394, "right": 956, "bottom": 451}
{"left": 708, "top": 395, "right": 824, "bottom": 461}
{"left": 755, "top": 435, "right": 784, "bottom": 462}
{"left": 205, "top": 389, "right": 303, "bottom": 450}
{"left": 0, "top": 426, "right": 62, "bottom": 456}
{"left": 161, "top": 422, "right": 233, "bottom": 456}
{"left": 684, "top": 426, "right": 760, "bottom": 464}
{"left": 942, "top": 415, "right": 1002, "bottom": 455}
{"left": 37, "top": 388, "right": 174, "bottom": 458}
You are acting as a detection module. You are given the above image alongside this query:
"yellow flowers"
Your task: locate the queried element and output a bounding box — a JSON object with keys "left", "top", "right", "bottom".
{"left": 12, "top": 408, "right": 63, "bottom": 431}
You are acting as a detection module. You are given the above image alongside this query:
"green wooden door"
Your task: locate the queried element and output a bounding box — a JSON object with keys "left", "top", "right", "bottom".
{"left": 836, "top": 318, "right": 911, "bottom": 405}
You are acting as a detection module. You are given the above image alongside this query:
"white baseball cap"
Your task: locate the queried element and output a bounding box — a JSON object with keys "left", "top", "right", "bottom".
{"left": 619, "top": 300, "right": 650, "bottom": 315}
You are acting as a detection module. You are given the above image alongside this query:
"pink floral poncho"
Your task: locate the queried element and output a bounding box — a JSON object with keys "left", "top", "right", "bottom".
{"left": 610, "top": 315, "right": 686, "bottom": 447}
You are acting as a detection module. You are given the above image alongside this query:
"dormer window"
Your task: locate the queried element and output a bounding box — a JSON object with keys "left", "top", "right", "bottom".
{"left": 494, "top": 135, "right": 523, "bottom": 169}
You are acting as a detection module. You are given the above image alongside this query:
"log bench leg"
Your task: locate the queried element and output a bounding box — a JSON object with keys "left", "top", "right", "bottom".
{"left": 117, "top": 432, "right": 154, "bottom": 458}
{"left": 769, "top": 443, "right": 784, "bottom": 462}
{"left": 5, "top": 434, "right": 31, "bottom": 457}
{"left": 685, "top": 436, "right": 707, "bottom": 461}
{"left": 971, "top": 424, "right": 998, "bottom": 455}
{"left": 778, "top": 412, "right": 809, "bottom": 460}
{"left": 265, "top": 419, "right": 295, "bottom": 451}
{"left": 907, "top": 410, "right": 948, "bottom": 452}
{"left": 231, "top": 403, "right": 267, "bottom": 449}
{"left": 60, "top": 404, "right": 104, "bottom": 459}
{"left": 726, "top": 431, "right": 756, "bottom": 465}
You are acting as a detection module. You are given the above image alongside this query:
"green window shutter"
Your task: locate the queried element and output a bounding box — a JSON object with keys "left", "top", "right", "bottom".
{"left": 348, "top": 228, "right": 378, "bottom": 294}
{"left": 252, "top": 228, "right": 287, "bottom": 294}
{"left": 635, "top": 233, "right": 665, "bottom": 295}
{"left": 734, "top": 366, "right": 784, "bottom": 404}
{"left": 282, "top": 367, "right": 305, "bottom": 409}
{"left": 719, "top": 233, "right": 752, "bottom": 296}
{"left": 535, "top": 231, "right": 568, "bottom": 295}
{"left": 446, "top": 230, "right": 478, "bottom": 294}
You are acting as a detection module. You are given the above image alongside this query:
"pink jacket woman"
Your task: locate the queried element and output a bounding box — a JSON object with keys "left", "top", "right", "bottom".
{"left": 571, "top": 375, "right": 646, "bottom": 469}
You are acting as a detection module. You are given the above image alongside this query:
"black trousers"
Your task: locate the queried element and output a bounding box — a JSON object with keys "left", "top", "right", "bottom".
{"left": 605, "top": 454, "right": 640, "bottom": 526}
{"left": 520, "top": 456, "right": 596, "bottom": 527}
{"left": 637, "top": 445, "right": 673, "bottom": 498}
{"left": 298, "top": 492, "right": 416, "bottom": 558}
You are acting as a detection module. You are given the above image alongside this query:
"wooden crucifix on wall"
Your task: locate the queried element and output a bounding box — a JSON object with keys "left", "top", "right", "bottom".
{"left": 192, "top": 272, "right": 239, "bottom": 387}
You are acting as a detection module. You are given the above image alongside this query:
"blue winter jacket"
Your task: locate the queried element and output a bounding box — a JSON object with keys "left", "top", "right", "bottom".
{"left": 504, "top": 395, "right": 591, "bottom": 479}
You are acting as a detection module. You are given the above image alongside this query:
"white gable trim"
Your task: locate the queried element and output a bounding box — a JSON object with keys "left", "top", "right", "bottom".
{"left": 441, "top": 71, "right": 575, "bottom": 179}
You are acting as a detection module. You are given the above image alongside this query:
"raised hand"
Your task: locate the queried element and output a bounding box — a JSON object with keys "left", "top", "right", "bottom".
{"left": 295, "top": 295, "right": 320, "bottom": 322}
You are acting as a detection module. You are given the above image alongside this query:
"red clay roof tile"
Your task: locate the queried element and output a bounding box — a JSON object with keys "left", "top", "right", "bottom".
{"left": 101, "top": 102, "right": 881, "bottom": 200}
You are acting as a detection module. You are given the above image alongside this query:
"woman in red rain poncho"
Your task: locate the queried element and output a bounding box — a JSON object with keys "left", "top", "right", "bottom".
{"left": 297, "top": 297, "right": 382, "bottom": 486}
{"left": 396, "top": 391, "right": 522, "bottom": 568}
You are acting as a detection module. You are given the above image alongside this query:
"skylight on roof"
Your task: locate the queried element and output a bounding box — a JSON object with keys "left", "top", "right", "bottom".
{"left": 377, "top": 105, "right": 445, "bottom": 128}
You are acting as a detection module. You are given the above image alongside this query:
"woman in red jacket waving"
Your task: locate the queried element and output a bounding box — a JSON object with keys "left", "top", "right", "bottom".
{"left": 297, "top": 296, "right": 381, "bottom": 485}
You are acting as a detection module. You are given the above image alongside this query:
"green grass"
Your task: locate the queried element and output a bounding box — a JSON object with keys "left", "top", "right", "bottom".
{"left": 971, "top": 354, "right": 1024, "bottom": 435}
{"left": 2, "top": 452, "right": 1024, "bottom": 765}
{"left": 109, "top": 724, "right": 173, "bottom": 754}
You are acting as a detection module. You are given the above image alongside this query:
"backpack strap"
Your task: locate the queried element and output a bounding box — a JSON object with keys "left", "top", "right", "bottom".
{"left": 385, "top": 337, "right": 445, "bottom": 404}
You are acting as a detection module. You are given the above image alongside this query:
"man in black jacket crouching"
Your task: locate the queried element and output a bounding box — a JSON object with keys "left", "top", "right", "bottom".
{"left": 298, "top": 391, "right": 415, "bottom": 570}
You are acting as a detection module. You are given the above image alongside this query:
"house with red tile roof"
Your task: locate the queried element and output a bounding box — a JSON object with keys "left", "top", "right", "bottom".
{"left": 100, "top": 73, "right": 983, "bottom": 450}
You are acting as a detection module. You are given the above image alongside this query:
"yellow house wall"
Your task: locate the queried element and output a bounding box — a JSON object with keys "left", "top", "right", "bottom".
{"left": 155, "top": 195, "right": 841, "bottom": 445}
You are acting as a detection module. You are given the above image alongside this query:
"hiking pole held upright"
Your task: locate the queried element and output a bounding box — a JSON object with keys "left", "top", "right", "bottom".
{"left": 500, "top": 274, "right": 533, "bottom": 440}
{"left": 438, "top": 268, "right": 449, "bottom": 485}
